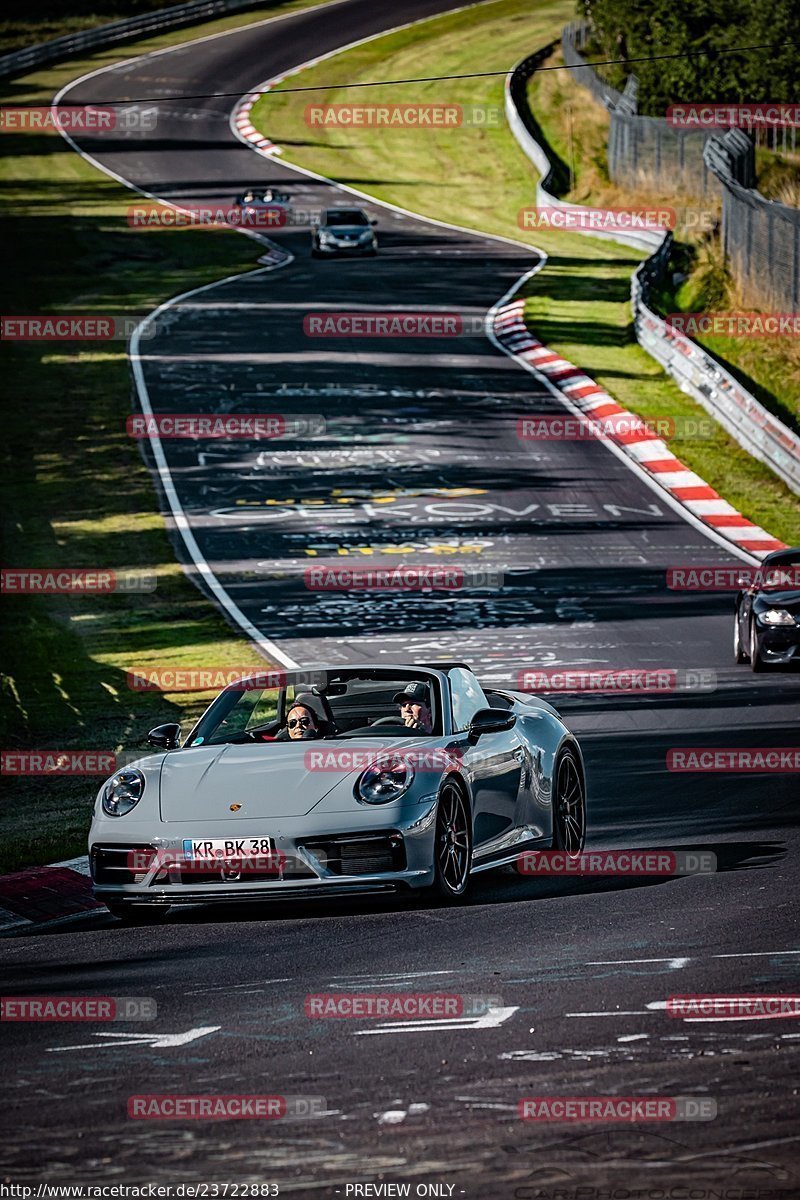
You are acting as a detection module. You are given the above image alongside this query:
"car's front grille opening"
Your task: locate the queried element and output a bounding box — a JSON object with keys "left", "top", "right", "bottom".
{"left": 91, "top": 845, "right": 159, "bottom": 885}
{"left": 299, "top": 833, "right": 406, "bottom": 876}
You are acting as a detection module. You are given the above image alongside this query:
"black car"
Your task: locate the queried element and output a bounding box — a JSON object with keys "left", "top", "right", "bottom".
{"left": 311, "top": 206, "right": 377, "bottom": 257}
{"left": 734, "top": 547, "right": 800, "bottom": 671}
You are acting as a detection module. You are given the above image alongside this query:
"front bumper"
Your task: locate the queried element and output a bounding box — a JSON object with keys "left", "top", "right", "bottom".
{"left": 756, "top": 625, "right": 800, "bottom": 664}
{"left": 314, "top": 239, "right": 376, "bottom": 255}
{"left": 90, "top": 800, "right": 438, "bottom": 905}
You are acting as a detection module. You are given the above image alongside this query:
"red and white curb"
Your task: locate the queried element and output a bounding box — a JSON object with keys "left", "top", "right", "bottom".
{"left": 492, "top": 300, "right": 787, "bottom": 559}
{"left": 0, "top": 856, "right": 97, "bottom": 931}
{"left": 232, "top": 87, "right": 284, "bottom": 156}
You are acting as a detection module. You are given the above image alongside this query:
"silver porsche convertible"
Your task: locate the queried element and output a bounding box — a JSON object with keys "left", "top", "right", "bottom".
{"left": 89, "top": 663, "right": 587, "bottom": 921}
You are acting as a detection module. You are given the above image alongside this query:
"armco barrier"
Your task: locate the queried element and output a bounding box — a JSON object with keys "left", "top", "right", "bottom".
{"left": 506, "top": 45, "right": 800, "bottom": 497}
{"left": 0, "top": 0, "right": 276, "bottom": 81}
{"left": 507, "top": 47, "right": 663, "bottom": 255}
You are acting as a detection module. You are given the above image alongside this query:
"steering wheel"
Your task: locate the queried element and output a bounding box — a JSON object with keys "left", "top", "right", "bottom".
{"left": 370, "top": 716, "right": 408, "bottom": 727}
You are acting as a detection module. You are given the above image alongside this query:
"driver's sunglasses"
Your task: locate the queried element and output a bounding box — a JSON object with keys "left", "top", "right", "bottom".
{"left": 288, "top": 716, "right": 314, "bottom": 729}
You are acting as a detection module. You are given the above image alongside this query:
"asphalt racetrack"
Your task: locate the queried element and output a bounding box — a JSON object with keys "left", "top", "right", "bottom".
{"left": 2, "top": 0, "right": 799, "bottom": 1194}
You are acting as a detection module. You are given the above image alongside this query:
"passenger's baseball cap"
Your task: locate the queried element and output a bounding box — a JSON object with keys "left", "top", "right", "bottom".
{"left": 392, "top": 682, "right": 430, "bottom": 705}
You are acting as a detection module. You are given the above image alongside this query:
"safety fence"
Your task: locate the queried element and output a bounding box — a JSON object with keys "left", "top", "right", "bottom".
{"left": 562, "top": 21, "right": 727, "bottom": 197}
{"left": 705, "top": 130, "right": 800, "bottom": 311}
{"left": 562, "top": 21, "right": 799, "bottom": 311}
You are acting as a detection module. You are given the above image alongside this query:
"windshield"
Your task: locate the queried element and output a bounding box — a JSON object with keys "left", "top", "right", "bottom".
{"left": 187, "top": 672, "right": 442, "bottom": 746}
{"left": 324, "top": 210, "right": 369, "bottom": 226}
{"left": 759, "top": 553, "right": 800, "bottom": 590}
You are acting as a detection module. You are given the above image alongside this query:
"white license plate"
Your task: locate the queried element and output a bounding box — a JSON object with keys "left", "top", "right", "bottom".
{"left": 183, "top": 837, "right": 272, "bottom": 860}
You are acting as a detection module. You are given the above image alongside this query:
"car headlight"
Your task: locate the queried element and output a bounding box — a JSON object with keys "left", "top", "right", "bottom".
{"left": 359, "top": 230, "right": 374, "bottom": 241}
{"left": 356, "top": 757, "right": 415, "bottom": 804}
{"left": 101, "top": 768, "right": 145, "bottom": 816}
{"left": 318, "top": 230, "right": 334, "bottom": 243}
{"left": 758, "top": 608, "right": 795, "bottom": 627}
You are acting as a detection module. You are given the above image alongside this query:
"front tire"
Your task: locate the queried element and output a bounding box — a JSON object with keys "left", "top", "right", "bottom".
{"left": 105, "top": 902, "right": 171, "bottom": 924}
{"left": 749, "top": 621, "right": 767, "bottom": 672}
{"left": 430, "top": 779, "right": 472, "bottom": 901}
{"left": 551, "top": 747, "right": 586, "bottom": 857}
{"left": 734, "top": 613, "right": 748, "bottom": 663}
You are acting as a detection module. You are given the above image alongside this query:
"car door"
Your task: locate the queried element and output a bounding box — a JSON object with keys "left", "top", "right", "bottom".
{"left": 447, "top": 668, "right": 523, "bottom": 848}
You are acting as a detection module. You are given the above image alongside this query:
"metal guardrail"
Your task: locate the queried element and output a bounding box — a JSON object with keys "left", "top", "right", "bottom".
{"left": 0, "top": 0, "right": 273, "bottom": 81}
{"left": 506, "top": 46, "right": 663, "bottom": 253}
{"left": 506, "top": 44, "right": 800, "bottom": 497}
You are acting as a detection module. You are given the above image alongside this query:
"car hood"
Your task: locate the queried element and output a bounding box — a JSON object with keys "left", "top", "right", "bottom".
{"left": 158, "top": 737, "right": 446, "bottom": 822}
{"left": 755, "top": 591, "right": 800, "bottom": 613}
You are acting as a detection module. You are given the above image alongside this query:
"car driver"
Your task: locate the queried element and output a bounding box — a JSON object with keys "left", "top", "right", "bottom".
{"left": 286, "top": 703, "right": 319, "bottom": 740}
{"left": 392, "top": 682, "right": 433, "bottom": 733}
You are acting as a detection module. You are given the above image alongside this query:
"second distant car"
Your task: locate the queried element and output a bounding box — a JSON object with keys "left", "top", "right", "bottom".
{"left": 734, "top": 546, "right": 800, "bottom": 671}
{"left": 312, "top": 206, "right": 377, "bottom": 256}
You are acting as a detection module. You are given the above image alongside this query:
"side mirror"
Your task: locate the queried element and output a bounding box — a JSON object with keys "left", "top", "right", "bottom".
{"left": 467, "top": 708, "right": 516, "bottom": 742}
{"left": 370, "top": 218, "right": 378, "bottom": 226}
{"left": 147, "top": 723, "right": 181, "bottom": 750}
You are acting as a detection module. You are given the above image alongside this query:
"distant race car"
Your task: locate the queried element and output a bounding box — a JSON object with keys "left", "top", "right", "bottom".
{"left": 312, "top": 206, "right": 378, "bottom": 256}
{"left": 734, "top": 546, "right": 800, "bottom": 671}
{"left": 234, "top": 188, "right": 292, "bottom": 209}
{"left": 89, "top": 663, "right": 586, "bottom": 921}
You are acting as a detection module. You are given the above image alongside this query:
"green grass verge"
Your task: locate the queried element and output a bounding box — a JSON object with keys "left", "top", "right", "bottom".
{"left": 250, "top": 0, "right": 800, "bottom": 543}
{"left": 0, "top": 1, "right": 336, "bottom": 872}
